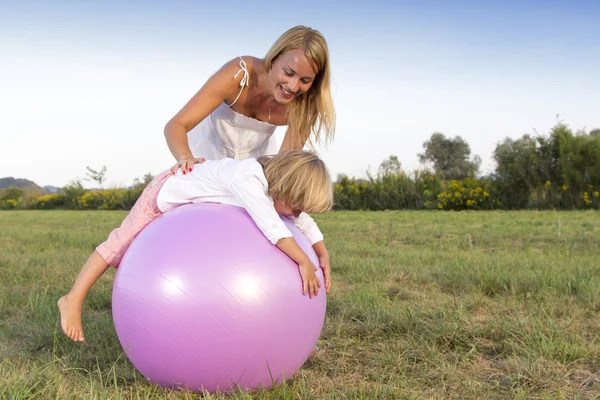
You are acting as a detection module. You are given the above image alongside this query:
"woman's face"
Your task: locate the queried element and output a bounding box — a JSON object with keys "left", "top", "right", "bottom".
{"left": 269, "top": 49, "right": 318, "bottom": 104}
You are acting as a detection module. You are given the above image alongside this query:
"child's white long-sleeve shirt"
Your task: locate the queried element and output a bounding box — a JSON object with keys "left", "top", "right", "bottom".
{"left": 156, "top": 158, "right": 324, "bottom": 245}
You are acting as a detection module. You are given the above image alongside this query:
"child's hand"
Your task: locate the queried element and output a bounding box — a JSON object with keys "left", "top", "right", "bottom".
{"left": 275, "top": 237, "right": 322, "bottom": 298}
{"left": 299, "top": 261, "right": 321, "bottom": 298}
{"left": 318, "top": 253, "right": 332, "bottom": 293}
{"left": 312, "top": 241, "right": 332, "bottom": 294}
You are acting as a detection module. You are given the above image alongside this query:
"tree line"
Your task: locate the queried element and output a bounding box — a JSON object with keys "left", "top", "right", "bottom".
{"left": 1, "top": 120, "right": 599, "bottom": 211}
{"left": 336, "top": 120, "right": 599, "bottom": 210}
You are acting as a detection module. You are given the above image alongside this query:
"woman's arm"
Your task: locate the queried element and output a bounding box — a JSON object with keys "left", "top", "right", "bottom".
{"left": 164, "top": 57, "right": 250, "bottom": 165}
{"left": 279, "top": 126, "right": 308, "bottom": 152}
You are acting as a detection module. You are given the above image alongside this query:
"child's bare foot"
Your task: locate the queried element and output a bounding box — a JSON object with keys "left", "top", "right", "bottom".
{"left": 57, "top": 295, "right": 85, "bottom": 342}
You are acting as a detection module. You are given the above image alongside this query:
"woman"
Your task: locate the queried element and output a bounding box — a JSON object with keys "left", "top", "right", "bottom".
{"left": 164, "top": 25, "right": 336, "bottom": 175}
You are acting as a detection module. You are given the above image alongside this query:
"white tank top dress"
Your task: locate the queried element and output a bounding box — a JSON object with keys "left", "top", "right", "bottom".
{"left": 187, "top": 57, "right": 278, "bottom": 161}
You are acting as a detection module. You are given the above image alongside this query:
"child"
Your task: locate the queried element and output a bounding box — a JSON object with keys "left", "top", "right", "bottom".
{"left": 58, "top": 150, "right": 333, "bottom": 342}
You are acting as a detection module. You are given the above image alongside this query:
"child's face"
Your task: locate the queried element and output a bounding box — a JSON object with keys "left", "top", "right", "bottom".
{"left": 274, "top": 200, "right": 302, "bottom": 218}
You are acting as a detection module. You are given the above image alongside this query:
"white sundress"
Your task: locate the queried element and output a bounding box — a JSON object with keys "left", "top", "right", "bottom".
{"left": 187, "top": 57, "right": 278, "bottom": 161}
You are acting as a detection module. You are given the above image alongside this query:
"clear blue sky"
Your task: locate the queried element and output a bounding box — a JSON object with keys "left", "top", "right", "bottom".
{"left": 1, "top": 0, "right": 599, "bottom": 187}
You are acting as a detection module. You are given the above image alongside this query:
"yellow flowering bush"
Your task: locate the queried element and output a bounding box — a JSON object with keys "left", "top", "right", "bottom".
{"left": 29, "top": 194, "right": 67, "bottom": 210}
{"left": 436, "top": 179, "right": 496, "bottom": 211}
{"left": 0, "top": 199, "right": 19, "bottom": 209}
{"left": 333, "top": 170, "right": 444, "bottom": 210}
{"left": 582, "top": 186, "right": 600, "bottom": 208}
{"left": 80, "top": 191, "right": 105, "bottom": 209}
{"left": 24, "top": 188, "right": 144, "bottom": 211}
{"left": 583, "top": 192, "right": 592, "bottom": 206}
{"left": 79, "top": 189, "right": 140, "bottom": 210}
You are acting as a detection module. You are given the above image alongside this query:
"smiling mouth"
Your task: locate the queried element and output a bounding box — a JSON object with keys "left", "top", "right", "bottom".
{"left": 279, "top": 86, "right": 297, "bottom": 98}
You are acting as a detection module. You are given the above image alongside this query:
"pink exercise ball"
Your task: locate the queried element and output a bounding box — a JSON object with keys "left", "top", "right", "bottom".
{"left": 111, "top": 203, "right": 327, "bottom": 393}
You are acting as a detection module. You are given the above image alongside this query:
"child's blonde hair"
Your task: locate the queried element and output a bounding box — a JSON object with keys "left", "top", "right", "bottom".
{"left": 257, "top": 150, "right": 333, "bottom": 214}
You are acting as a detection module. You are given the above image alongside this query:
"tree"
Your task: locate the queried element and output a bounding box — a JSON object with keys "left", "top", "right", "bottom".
{"left": 132, "top": 173, "right": 155, "bottom": 189}
{"left": 418, "top": 133, "right": 480, "bottom": 180}
{"left": 493, "top": 135, "right": 541, "bottom": 189}
{"left": 85, "top": 166, "right": 107, "bottom": 187}
{"left": 61, "top": 179, "right": 86, "bottom": 209}
{"left": 0, "top": 187, "right": 25, "bottom": 201}
{"left": 378, "top": 155, "right": 402, "bottom": 176}
{"left": 492, "top": 135, "right": 540, "bottom": 208}
{"left": 492, "top": 121, "right": 600, "bottom": 209}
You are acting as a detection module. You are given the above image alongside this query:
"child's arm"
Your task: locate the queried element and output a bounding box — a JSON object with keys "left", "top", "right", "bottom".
{"left": 226, "top": 171, "right": 322, "bottom": 297}
{"left": 287, "top": 212, "right": 324, "bottom": 244}
{"left": 312, "top": 240, "right": 331, "bottom": 293}
{"left": 276, "top": 237, "right": 321, "bottom": 297}
{"left": 287, "top": 213, "right": 332, "bottom": 293}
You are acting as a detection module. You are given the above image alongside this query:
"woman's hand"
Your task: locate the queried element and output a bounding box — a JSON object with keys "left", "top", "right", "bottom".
{"left": 171, "top": 157, "right": 206, "bottom": 175}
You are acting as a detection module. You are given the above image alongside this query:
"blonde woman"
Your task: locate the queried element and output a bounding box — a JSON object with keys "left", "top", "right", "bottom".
{"left": 164, "top": 25, "right": 336, "bottom": 173}
{"left": 58, "top": 150, "right": 334, "bottom": 342}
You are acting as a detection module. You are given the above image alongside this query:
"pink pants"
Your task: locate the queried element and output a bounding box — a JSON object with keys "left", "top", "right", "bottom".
{"left": 96, "top": 170, "right": 172, "bottom": 267}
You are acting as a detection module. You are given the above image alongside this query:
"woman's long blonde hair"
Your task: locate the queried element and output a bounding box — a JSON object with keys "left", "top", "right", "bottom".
{"left": 264, "top": 26, "right": 336, "bottom": 149}
{"left": 258, "top": 150, "right": 333, "bottom": 214}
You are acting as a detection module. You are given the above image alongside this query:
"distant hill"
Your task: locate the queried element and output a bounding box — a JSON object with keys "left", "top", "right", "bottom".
{"left": 42, "top": 185, "right": 59, "bottom": 193}
{"left": 0, "top": 177, "right": 41, "bottom": 190}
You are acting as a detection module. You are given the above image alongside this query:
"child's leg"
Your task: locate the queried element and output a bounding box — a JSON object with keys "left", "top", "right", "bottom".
{"left": 58, "top": 170, "right": 172, "bottom": 342}
{"left": 58, "top": 251, "right": 109, "bottom": 342}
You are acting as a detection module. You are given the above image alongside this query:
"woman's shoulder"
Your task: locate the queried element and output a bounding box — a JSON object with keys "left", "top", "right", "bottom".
{"left": 219, "top": 56, "right": 263, "bottom": 77}
{"left": 212, "top": 56, "right": 264, "bottom": 101}
{"left": 231, "top": 56, "right": 266, "bottom": 85}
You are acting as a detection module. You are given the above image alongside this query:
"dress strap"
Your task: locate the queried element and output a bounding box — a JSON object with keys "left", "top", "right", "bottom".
{"left": 229, "top": 56, "right": 249, "bottom": 107}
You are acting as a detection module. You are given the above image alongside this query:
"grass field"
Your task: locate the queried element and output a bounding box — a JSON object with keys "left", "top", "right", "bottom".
{"left": 1, "top": 210, "right": 599, "bottom": 399}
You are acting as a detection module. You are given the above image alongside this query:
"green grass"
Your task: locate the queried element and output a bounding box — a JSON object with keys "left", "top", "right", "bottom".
{"left": 1, "top": 210, "right": 599, "bottom": 399}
